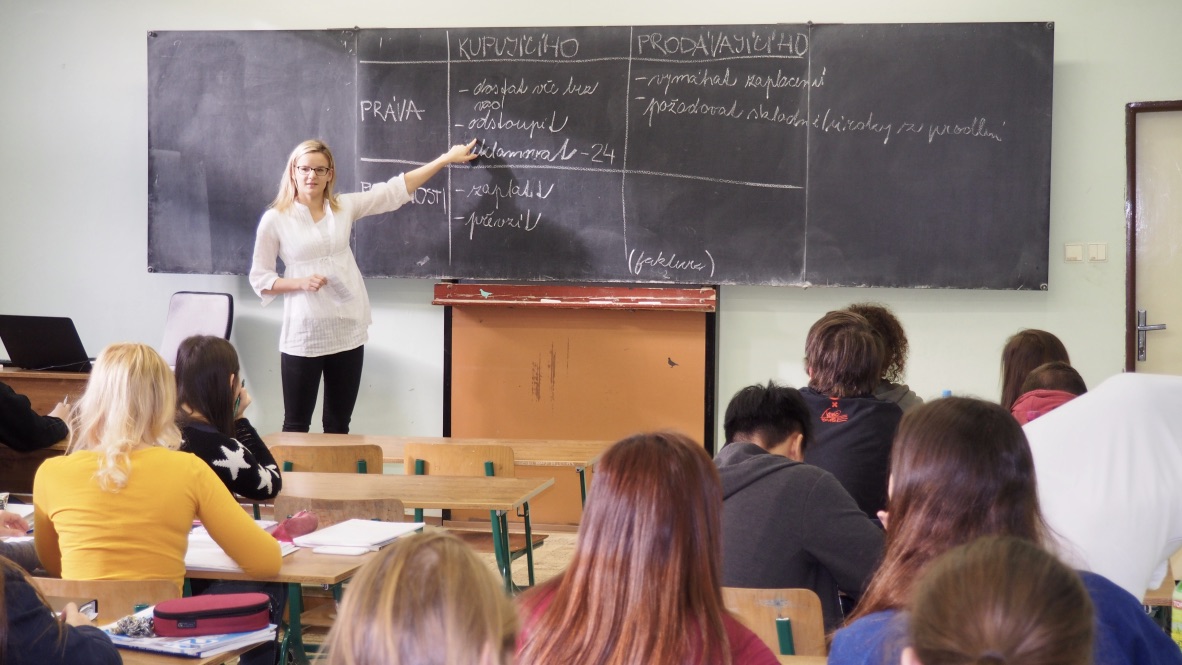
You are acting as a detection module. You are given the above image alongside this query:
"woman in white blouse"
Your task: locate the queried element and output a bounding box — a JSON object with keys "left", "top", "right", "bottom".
{"left": 249, "top": 138, "right": 476, "bottom": 433}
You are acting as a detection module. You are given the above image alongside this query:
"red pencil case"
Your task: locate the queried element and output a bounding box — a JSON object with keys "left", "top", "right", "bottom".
{"left": 153, "top": 593, "right": 270, "bottom": 637}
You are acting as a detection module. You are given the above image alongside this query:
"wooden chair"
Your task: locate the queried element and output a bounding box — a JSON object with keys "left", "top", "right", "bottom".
{"left": 32, "top": 578, "right": 180, "bottom": 624}
{"left": 270, "top": 443, "right": 384, "bottom": 474}
{"left": 721, "top": 587, "right": 826, "bottom": 657}
{"left": 404, "top": 443, "right": 547, "bottom": 590}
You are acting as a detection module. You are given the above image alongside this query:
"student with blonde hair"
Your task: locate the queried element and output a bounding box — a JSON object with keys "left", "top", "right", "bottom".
{"left": 516, "top": 431, "right": 777, "bottom": 665}
{"left": 323, "top": 531, "right": 516, "bottom": 665}
{"left": 33, "top": 343, "right": 280, "bottom": 591}
{"left": 904, "top": 536, "right": 1094, "bottom": 665}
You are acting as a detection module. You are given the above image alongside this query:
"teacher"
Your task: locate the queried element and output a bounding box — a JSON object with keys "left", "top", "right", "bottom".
{"left": 249, "top": 138, "right": 477, "bottom": 433}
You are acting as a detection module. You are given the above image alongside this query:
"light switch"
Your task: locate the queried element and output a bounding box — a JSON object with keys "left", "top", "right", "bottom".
{"left": 1087, "top": 243, "right": 1107, "bottom": 262}
{"left": 1064, "top": 243, "right": 1084, "bottom": 262}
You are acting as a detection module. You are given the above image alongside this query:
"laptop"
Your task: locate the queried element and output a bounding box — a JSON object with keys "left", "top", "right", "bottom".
{"left": 0, "top": 315, "right": 93, "bottom": 372}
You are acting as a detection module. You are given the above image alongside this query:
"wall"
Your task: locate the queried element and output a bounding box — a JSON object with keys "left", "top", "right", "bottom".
{"left": 1, "top": 0, "right": 1178, "bottom": 442}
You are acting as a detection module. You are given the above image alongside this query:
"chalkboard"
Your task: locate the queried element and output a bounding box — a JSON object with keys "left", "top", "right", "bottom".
{"left": 148, "top": 23, "right": 1054, "bottom": 288}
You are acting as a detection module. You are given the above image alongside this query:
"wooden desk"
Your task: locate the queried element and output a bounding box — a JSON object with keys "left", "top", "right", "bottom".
{"left": 279, "top": 471, "right": 554, "bottom": 591}
{"left": 778, "top": 657, "right": 826, "bottom": 665}
{"left": 187, "top": 548, "right": 379, "bottom": 665}
{"left": 266, "top": 431, "right": 608, "bottom": 518}
{"left": 0, "top": 367, "right": 88, "bottom": 413}
{"left": 119, "top": 647, "right": 255, "bottom": 665}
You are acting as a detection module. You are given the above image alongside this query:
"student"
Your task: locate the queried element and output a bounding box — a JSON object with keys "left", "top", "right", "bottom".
{"left": 175, "top": 335, "right": 281, "bottom": 501}
{"left": 999, "top": 328, "right": 1070, "bottom": 411}
{"left": 174, "top": 334, "right": 283, "bottom": 665}
{"left": 714, "top": 381, "right": 883, "bottom": 630}
{"left": 1009, "top": 360, "right": 1087, "bottom": 425}
{"left": 0, "top": 381, "right": 69, "bottom": 451}
{"left": 0, "top": 556, "right": 120, "bottom": 665}
{"left": 323, "top": 531, "right": 516, "bottom": 665}
{"left": 845, "top": 302, "right": 923, "bottom": 412}
{"left": 799, "top": 311, "right": 903, "bottom": 518}
{"left": 1025, "top": 372, "right": 1182, "bottom": 599}
{"left": 516, "top": 431, "right": 778, "bottom": 665}
{"left": 904, "top": 536, "right": 1093, "bottom": 665}
{"left": 249, "top": 138, "right": 477, "bottom": 434}
{"left": 33, "top": 342, "right": 281, "bottom": 591}
{"left": 829, "top": 397, "right": 1180, "bottom": 665}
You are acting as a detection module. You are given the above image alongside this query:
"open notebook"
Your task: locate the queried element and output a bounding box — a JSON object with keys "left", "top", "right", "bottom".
{"left": 292, "top": 519, "right": 424, "bottom": 551}
{"left": 104, "top": 607, "right": 275, "bottom": 658}
{"left": 185, "top": 522, "right": 297, "bottom": 573}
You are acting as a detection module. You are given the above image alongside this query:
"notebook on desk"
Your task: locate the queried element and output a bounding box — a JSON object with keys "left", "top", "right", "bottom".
{"left": 0, "top": 315, "right": 92, "bottom": 372}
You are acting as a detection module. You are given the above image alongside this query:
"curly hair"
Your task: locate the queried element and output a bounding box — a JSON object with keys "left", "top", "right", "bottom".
{"left": 846, "top": 303, "right": 909, "bottom": 382}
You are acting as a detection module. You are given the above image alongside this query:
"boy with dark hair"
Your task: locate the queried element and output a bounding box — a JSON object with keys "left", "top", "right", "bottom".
{"left": 1010, "top": 361, "right": 1087, "bottom": 425}
{"left": 800, "top": 311, "right": 903, "bottom": 518}
{"left": 715, "top": 381, "right": 884, "bottom": 631}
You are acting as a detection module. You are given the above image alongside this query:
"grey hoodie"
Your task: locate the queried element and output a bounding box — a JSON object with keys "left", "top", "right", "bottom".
{"left": 714, "top": 442, "right": 885, "bottom": 631}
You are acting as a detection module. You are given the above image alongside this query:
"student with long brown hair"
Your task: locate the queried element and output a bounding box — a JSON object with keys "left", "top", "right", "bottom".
{"left": 0, "top": 556, "right": 119, "bottom": 665}
{"left": 324, "top": 531, "right": 516, "bottom": 665}
{"left": 903, "top": 536, "right": 1094, "bottom": 665}
{"left": 516, "top": 431, "right": 777, "bottom": 665}
{"left": 828, "top": 397, "right": 1180, "bottom": 665}
{"left": 999, "top": 328, "right": 1070, "bottom": 411}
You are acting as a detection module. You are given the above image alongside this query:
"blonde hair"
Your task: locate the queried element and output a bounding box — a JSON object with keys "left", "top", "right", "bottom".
{"left": 323, "top": 531, "right": 516, "bottom": 665}
{"left": 67, "top": 343, "right": 181, "bottom": 491}
{"left": 269, "top": 139, "right": 340, "bottom": 213}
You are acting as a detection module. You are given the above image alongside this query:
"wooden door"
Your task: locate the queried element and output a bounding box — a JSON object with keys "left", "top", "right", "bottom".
{"left": 1126, "top": 101, "right": 1182, "bottom": 372}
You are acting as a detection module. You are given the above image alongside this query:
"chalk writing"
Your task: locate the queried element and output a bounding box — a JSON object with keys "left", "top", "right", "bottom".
{"left": 635, "top": 30, "right": 808, "bottom": 58}
{"left": 456, "top": 34, "right": 579, "bottom": 60}
{"left": 744, "top": 67, "right": 825, "bottom": 98}
{"left": 461, "top": 209, "right": 542, "bottom": 239}
{"left": 627, "top": 247, "right": 715, "bottom": 278}
{"left": 467, "top": 110, "right": 569, "bottom": 137}
{"left": 359, "top": 97, "right": 425, "bottom": 122}
{"left": 473, "top": 139, "right": 579, "bottom": 162}
{"left": 360, "top": 183, "right": 444, "bottom": 206}
{"left": 460, "top": 179, "right": 556, "bottom": 209}
{"left": 635, "top": 68, "right": 739, "bottom": 95}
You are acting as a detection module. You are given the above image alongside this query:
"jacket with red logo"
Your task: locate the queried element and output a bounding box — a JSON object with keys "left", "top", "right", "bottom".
{"left": 799, "top": 387, "right": 902, "bottom": 518}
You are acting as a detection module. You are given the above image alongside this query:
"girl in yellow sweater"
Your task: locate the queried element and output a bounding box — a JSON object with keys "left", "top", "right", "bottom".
{"left": 33, "top": 342, "right": 280, "bottom": 591}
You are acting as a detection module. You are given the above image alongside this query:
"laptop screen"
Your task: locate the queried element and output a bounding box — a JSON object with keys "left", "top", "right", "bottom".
{"left": 0, "top": 315, "right": 92, "bottom": 372}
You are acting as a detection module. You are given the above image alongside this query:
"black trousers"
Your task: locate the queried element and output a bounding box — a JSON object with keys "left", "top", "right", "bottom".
{"left": 280, "top": 345, "right": 364, "bottom": 434}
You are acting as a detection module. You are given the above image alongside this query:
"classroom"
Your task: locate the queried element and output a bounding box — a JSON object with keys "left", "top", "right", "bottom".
{"left": 0, "top": 0, "right": 1176, "bottom": 444}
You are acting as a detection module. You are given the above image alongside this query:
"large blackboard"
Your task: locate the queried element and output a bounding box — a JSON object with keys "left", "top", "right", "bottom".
{"left": 148, "top": 23, "right": 1054, "bottom": 288}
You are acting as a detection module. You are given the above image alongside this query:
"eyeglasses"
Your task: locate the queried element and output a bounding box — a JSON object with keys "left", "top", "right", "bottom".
{"left": 294, "top": 165, "right": 331, "bottom": 177}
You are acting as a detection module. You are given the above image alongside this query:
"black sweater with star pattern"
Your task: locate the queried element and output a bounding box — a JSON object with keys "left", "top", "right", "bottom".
{"left": 179, "top": 419, "right": 282, "bottom": 500}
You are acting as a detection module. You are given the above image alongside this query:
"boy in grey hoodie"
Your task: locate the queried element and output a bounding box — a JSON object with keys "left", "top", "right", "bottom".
{"left": 715, "top": 381, "right": 884, "bottom": 630}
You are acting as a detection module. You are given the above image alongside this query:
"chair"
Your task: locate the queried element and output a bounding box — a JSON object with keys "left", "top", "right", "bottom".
{"left": 721, "top": 587, "right": 826, "bottom": 657}
{"left": 404, "top": 443, "right": 547, "bottom": 590}
{"left": 159, "top": 291, "right": 234, "bottom": 367}
{"left": 269, "top": 443, "right": 384, "bottom": 474}
{"left": 32, "top": 578, "right": 180, "bottom": 624}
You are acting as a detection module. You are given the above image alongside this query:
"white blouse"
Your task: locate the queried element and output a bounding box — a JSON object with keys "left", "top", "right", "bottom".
{"left": 249, "top": 174, "right": 412, "bottom": 357}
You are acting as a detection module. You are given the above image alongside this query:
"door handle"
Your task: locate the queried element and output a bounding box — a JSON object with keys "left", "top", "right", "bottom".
{"left": 1137, "top": 309, "right": 1167, "bottom": 362}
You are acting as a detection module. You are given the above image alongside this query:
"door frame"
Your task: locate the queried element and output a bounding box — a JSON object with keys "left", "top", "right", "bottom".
{"left": 1124, "top": 100, "right": 1182, "bottom": 371}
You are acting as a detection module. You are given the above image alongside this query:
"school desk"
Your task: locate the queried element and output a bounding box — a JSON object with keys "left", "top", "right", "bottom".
{"left": 0, "top": 367, "right": 88, "bottom": 414}
{"left": 278, "top": 471, "right": 554, "bottom": 591}
{"left": 187, "top": 547, "right": 378, "bottom": 665}
{"left": 265, "top": 431, "right": 607, "bottom": 504}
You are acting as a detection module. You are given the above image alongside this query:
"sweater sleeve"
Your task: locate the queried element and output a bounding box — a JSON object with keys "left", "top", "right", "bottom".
{"left": 181, "top": 423, "right": 282, "bottom": 501}
{"left": 0, "top": 382, "right": 68, "bottom": 452}
{"left": 32, "top": 462, "right": 63, "bottom": 578}
{"left": 800, "top": 471, "right": 885, "bottom": 599}
{"left": 191, "top": 459, "right": 282, "bottom": 579}
{"left": 6, "top": 569, "right": 121, "bottom": 665}
{"left": 233, "top": 418, "right": 282, "bottom": 499}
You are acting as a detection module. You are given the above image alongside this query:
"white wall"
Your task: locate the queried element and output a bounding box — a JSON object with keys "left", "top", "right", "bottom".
{"left": 1, "top": 0, "right": 1178, "bottom": 442}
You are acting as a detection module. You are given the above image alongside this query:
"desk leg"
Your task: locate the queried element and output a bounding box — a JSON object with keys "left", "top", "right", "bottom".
{"left": 523, "top": 500, "right": 536, "bottom": 587}
{"left": 490, "top": 509, "right": 511, "bottom": 593}
{"left": 280, "top": 581, "right": 310, "bottom": 665}
{"left": 576, "top": 466, "right": 588, "bottom": 506}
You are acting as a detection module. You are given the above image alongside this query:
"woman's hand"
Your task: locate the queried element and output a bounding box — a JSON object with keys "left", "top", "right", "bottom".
{"left": 60, "top": 602, "right": 95, "bottom": 628}
{"left": 444, "top": 139, "right": 480, "bottom": 164}
{"left": 234, "top": 382, "right": 252, "bottom": 419}
{"left": 299, "top": 274, "right": 328, "bottom": 292}
{"left": 0, "top": 510, "right": 29, "bottom": 537}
